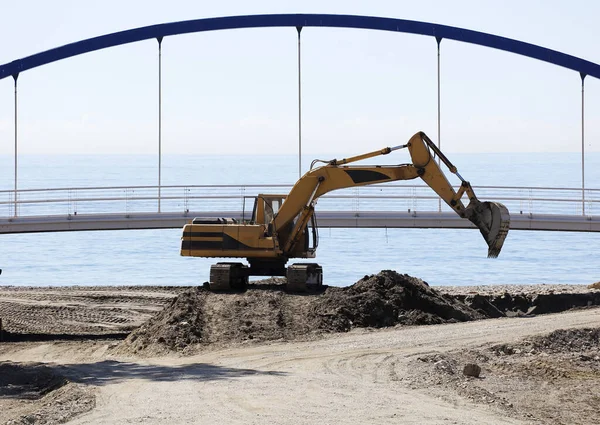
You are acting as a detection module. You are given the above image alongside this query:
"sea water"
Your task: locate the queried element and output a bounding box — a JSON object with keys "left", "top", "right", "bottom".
{"left": 0, "top": 152, "right": 599, "bottom": 287}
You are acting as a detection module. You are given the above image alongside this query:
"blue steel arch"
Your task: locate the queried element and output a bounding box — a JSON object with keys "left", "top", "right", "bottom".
{"left": 1, "top": 13, "right": 599, "bottom": 81}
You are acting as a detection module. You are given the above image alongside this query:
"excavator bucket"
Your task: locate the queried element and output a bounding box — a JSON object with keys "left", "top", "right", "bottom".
{"left": 466, "top": 201, "right": 510, "bottom": 258}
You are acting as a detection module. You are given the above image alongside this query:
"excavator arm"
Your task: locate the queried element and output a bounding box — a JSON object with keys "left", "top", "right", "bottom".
{"left": 274, "top": 131, "right": 510, "bottom": 258}
{"left": 407, "top": 132, "right": 510, "bottom": 257}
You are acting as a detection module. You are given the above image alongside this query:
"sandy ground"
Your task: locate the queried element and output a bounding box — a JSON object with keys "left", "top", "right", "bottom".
{"left": 1, "top": 282, "right": 593, "bottom": 336}
{"left": 0, "top": 286, "right": 184, "bottom": 336}
{"left": 1, "top": 285, "right": 600, "bottom": 424}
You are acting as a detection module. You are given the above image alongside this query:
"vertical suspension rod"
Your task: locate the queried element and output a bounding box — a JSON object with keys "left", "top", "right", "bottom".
{"left": 157, "top": 37, "right": 163, "bottom": 213}
{"left": 297, "top": 26, "right": 303, "bottom": 179}
{"left": 581, "top": 73, "right": 586, "bottom": 216}
{"left": 436, "top": 37, "right": 442, "bottom": 213}
{"left": 13, "top": 74, "right": 19, "bottom": 217}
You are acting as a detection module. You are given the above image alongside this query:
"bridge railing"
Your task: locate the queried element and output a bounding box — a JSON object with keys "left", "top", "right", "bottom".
{"left": 0, "top": 184, "right": 598, "bottom": 218}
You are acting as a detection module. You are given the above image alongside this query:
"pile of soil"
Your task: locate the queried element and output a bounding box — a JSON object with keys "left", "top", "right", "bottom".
{"left": 310, "top": 271, "right": 485, "bottom": 331}
{"left": 125, "top": 288, "right": 207, "bottom": 353}
{"left": 454, "top": 291, "right": 600, "bottom": 317}
{"left": 492, "top": 327, "right": 600, "bottom": 356}
{"left": 0, "top": 361, "right": 95, "bottom": 425}
{"left": 531, "top": 327, "right": 600, "bottom": 353}
{"left": 119, "top": 270, "right": 486, "bottom": 355}
{"left": 0, "top": 362, "right": 66, "bottom": 399}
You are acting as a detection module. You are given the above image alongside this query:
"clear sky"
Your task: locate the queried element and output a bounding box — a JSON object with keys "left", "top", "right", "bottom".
{"left": 0, "top": 0, "right": 599, "bottom": 155}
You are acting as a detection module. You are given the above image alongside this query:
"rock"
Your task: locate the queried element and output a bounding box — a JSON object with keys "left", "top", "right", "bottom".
{"left": 434, "top": 360, "right": 455, "bottom": 375}
{"left": 588, "top": 281, "right": 600, "bottom": 290}
{"left": 463, "top": 363, "right": 481, "bottom": 377}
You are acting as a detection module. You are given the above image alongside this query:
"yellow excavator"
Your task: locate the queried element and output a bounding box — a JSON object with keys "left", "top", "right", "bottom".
{"left": 181, "top": 131, "right": 510, "bottom": 291}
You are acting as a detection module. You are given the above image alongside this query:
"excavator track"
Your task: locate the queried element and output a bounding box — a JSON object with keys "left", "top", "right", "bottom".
{"left": 286, "top": 263, "right": 323, "bottom": 292}
{"left": 209, "top": 263, "right": 249, "bottom": 291}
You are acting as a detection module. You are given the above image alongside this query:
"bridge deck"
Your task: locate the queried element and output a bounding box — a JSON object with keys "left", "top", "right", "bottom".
{"left": 1, "top": 210, "right": 598, "bottom": 234}
{"left": 0, "top": 184, "right": 598, "bottom": 233}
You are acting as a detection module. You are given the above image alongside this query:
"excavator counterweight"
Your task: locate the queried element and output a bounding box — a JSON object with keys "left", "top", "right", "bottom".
{"left": 181, "top": 131, "right": 510, "bottom": 291}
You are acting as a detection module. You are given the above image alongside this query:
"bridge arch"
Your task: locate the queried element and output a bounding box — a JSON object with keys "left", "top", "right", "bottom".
{"left": 0, "top": 13, "right": 597, "bottom": 218}
{"left": 1, "top": 13, "right": 599, "bottom": 80}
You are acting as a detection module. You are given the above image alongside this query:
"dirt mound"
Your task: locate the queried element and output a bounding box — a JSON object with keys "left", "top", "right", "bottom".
{"left": 0, "top": 362, "right": 66, "bottom": 399}
{"left": 120, "top": 271, "right": 486, "bottom": 355}
{"left": 0, "top": 361, "right": 95, "bottom": 425}
{"left": 453, "top": 291, "right": 600, "bottom": 317}
{"left": 492, "top": 327, "right": 600, "bottom": 356}
{"left": 309, "top": 271, "right": 485, "bottom": 332}
{"left": 120, "top": 278, "right": 320, "bottom": 355}
{"left": 531, "top": 327, "right": 600, "bottom": 352}
{"left": 123, "top": 288, "right": 208, "bottom": 354}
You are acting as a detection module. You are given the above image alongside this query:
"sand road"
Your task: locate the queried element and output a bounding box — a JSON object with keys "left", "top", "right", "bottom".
{"left": 4, "top": 307, "right": 600, "bottom": 424}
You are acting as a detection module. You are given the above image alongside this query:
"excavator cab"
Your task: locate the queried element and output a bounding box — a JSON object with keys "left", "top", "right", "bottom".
{"left": 249, "top": 195, "right": 284, "bottom": 225}
{"left": 249, "top": 195, "right": 286, "bottom": 237}
{"left": 249, "top": 194, "right": 319, "bottom": 255}
{"left": 244, "top": 194, "right": 322, "bottom": 291}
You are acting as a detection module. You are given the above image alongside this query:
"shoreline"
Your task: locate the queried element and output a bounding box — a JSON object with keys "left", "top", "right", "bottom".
{"left": 0, "top": 282, "right": 596, "bottom": 291}
{"left": 1, "top": 280, "right": 599, "bottom": 338}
